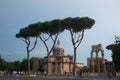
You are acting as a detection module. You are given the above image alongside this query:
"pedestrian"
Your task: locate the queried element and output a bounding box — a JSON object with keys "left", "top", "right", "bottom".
{"left": 79, "top": 70, "right": 82, "bottom": 77}
{"left": 64, "top": 71, "right": 67, "bottom": 76}
{"left": 77, "top": 71, "right": 79, "bottom": 77}
{"left": 44, "top": 71, "right": 47, "bottom": 77}
{"left": 107, "top": 71, "right": 111, "bottom": 79}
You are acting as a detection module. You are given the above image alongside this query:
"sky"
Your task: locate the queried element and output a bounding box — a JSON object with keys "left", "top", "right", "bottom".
{"left": 0, "top": 0, "right": 120, "bottom": 65}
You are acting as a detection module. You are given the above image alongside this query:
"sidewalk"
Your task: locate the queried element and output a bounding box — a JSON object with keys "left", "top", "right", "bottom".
{"left": 0, "top": 75, "right": 119, "bottom": 80}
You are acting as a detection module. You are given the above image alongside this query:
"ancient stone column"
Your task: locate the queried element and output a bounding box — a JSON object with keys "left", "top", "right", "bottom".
{"left": 102, "top": 51, "right": 106, "bottom": 73}
{"left": 90, "top": 44, "right": 106, "bottom": 73}
{"left": 91, "top": 51, "right": 94, "bottom": 72}
{"left": 60, "top": 63, "right": 62, "bottom": 74}
{"left": 55, "top": 63, "right": 57, "bottom": 73}
{"left": 96, "top": 52, "right": 100, "bottom": 73}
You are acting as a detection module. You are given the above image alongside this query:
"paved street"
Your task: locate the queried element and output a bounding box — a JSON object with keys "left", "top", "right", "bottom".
{"left": 0, "top": 75, "right": 119, "bottom": 80}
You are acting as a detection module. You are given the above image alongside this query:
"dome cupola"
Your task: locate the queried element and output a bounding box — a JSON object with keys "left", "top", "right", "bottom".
{"left": 53, "top": 40, "right": 64, "bottom": 56}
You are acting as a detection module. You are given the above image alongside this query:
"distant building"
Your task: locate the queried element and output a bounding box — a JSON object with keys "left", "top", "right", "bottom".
{"left": 87, "top": 44, "right": 106, "bottom": 73}
{"left": 75, "top": 63, "right": 84, "bottom": 72}
{"left": 87, "top": 57, "right": 107, "bottom": 72}
{"left": 31, "top": 57, "right": 43, "bottom": 72}
{"left": 31, "top": 40, "right": 84, "bottom": 75}
{"left": 44, "top": 40, "right": 73, "bottom": 75}
{"left": 76, "top": 63, "right": 84, "bottom": 68}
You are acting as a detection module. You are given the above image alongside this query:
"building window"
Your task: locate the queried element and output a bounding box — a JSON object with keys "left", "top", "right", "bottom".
{"left": 66, "top": 59, "right": 67, "bottom": 62}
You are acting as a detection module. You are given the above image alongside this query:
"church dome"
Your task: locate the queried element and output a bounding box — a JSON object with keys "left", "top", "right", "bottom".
{"left": 54, "top": 40, "right": 64, "bottom": 50}
{"left": 53, "top": 40, "right": 64, "bottom": 56}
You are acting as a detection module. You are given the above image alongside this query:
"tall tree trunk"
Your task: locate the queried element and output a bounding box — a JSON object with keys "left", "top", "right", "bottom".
{"left": 26, "top": 37, "right": 37, "bottom": 75}
{"left": 27, "top": 48, "right": 30, "bottom": 75}
{"left": 73, "top": 48, "right": 76, "bottom": 76}
{"left": 45, "top": 45, "right": 49, "bottom": 75}
{"left": 70, "top": 29, "right": 84, "bottom": 76}
{"left": 46, "top": 49, "right": 49, "bottom": 75}
{"left": 39, "top": 34, "right": 58, "bottom": 75}
{"left": 47, "top": 54, "right": 49, "bottom": 75}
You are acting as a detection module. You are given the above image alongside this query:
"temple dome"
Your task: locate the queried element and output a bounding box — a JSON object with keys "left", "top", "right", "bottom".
{"left": 53, "top": 40, "right": 64, "bottom": 56}
{"left": 54, "top": 40, "right": 64, "bottom": 50}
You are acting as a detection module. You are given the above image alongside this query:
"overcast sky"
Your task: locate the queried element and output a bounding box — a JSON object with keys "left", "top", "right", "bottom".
{"left": 0, "top": 0, "right": 120, "bottom": 65}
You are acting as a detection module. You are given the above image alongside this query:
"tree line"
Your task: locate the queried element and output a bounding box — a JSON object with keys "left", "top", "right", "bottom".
{"left": 16, "top": 17, "right": 95, "bottom": 76}
{"left": 0, "top": 57, "right": 44, "bottom": 74}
